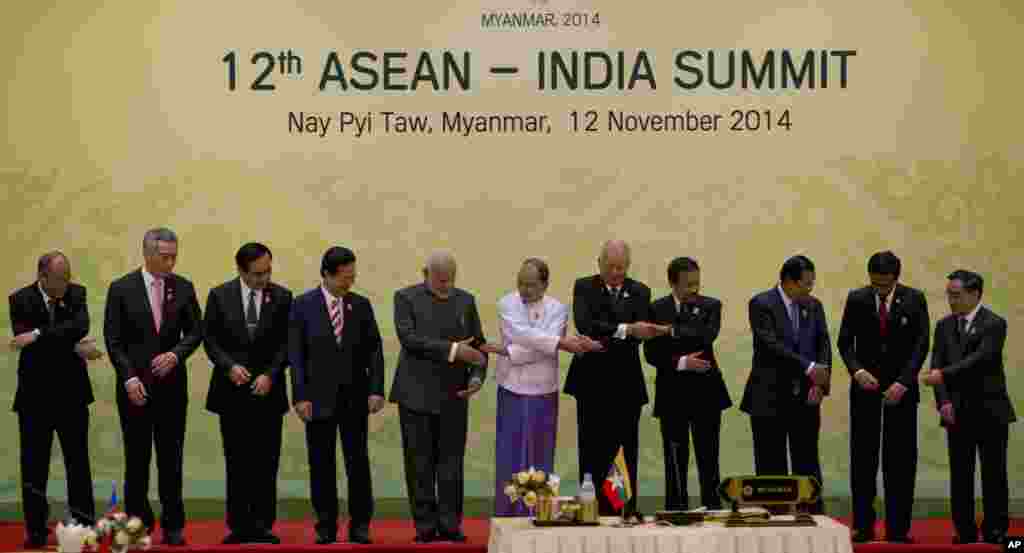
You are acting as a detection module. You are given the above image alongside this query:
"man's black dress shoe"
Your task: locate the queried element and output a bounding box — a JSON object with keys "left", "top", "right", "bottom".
{"left": 24, "top": 532, "right": 48, "bottom": 549}
{"left": 315, "top": 530, "right": 337, "bottom": 544}
{"left": 983, "top": 531, "right": 1006, "bottom": 545}
{"left": 953, "top": 534, "right": 978, "bottom": 544}
{"left": 437, "top": 530, "right": 467, "bottom": 543}
{"left": 162, "top": 529, "right": 186, "bottom": 546}
{"left": 887, "top": 534, "right": 914, "bottom": 544}
{"left": 851, "top": 529, "right": 874, "bottom": 543}
{"left": 347, "top": 527, "right": 372, "bottom": 545}
{"left": 413, "top": 530, "right": 437, "bottom": 543}
{"left": 250, "top": 531, "right": 281, "bottom": 544}
{"left": 221, "top": 532, "right": 246, "bottom": 545}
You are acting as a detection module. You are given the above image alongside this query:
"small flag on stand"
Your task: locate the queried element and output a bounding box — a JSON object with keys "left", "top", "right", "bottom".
{"left": 107, "top": 481, "right": 119, "bottom": 513}
{"left": 602, "top": 446, "right": 632, "bottom": 513}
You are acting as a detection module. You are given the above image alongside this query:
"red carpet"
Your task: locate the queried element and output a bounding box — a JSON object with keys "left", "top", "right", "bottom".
{"left": 1, "top": 517, "right": 1019, "bottom": 552}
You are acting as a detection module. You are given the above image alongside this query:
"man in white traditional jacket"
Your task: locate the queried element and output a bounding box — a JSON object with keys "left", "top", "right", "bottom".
{"left": 482, "top": 258, "right": 602, "bottom": 516}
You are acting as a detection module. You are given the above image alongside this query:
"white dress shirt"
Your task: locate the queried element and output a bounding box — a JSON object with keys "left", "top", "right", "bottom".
{"left": 494, "top": 293, "right": 568, "bottom": 396}
{"left": 961, "top": 302, "right": 982, "bottom": 334}
{"left": 672, "top": 294, "right": 700, "bottom": 372}
{"left": 240, "top": 279, "right": 263, "bottom": 320}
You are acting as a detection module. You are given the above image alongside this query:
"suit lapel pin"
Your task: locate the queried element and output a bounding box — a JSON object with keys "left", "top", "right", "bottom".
{"left": 969, "top": 326, "right": 975, "bottom": 335}
{"left": 264, "top": 291, "right": 271, "bottom": 304}
{"left": 347, "top": 302, "right": 352, "bottom": 311}
{"left": 901, "top": 316, "right": 908, "bottom": 325}
{"left": 622, "top": 290, "right": 630, "bottom": 299}
{"left": 692, "top": 306, "right": 699, "bottom": 315}
{"left": 801, "top": 308, "right": 808, "bottom": 318}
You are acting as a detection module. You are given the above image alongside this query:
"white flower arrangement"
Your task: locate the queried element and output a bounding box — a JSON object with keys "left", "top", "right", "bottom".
{"left": 81, "top": 512, "right": 150, "bottom": 553}
{"left": 503, "top": 467, "right": 560, "bottom": 509}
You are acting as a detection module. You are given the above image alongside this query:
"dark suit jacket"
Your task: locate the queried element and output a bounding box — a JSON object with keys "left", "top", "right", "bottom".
{"left": 9, "top": 283, "right": 93, "bottom": 412}
{"left": 288, "top": 287, "right": 384, "bottom": 420}
{"left": 644, "top": 294, "right": 732, "bottom": 419}
{"left": 740, "top": 287, "right": 832, "bottom": 417}
{"left": 931, "top": 307, "right": 1016, "bottom": 425}
{"left": 204, "top": 279, "right": 293, "bottom": 416}
{"left": 838, "top": 284, "right": 930, "bottom": 403}
{"left": 563, "top": 275, "right": 652, "bottom": 406}
{"left": 389, "top": 283, "right": 487, "bottom": 415}
{"left": 103, "top": 270, "right": 203, "bottom": 410}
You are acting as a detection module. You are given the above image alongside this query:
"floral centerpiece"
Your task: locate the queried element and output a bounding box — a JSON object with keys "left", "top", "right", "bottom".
{"left": 81, "top": 512, "right": 151, "bottom": 553}
{"left": 503, "top": 467, "right": 560, "bottom": 518}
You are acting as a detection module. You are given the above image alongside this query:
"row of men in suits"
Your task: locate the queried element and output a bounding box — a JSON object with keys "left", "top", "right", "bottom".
{"left": 8, "top": 233, "right": 1015, "bottom": 547}
{"left": 569, "top": 244, "right": 1014, "bottom": 546}
{"left": 9, "top": 229, "right": 489, "bottom": 547}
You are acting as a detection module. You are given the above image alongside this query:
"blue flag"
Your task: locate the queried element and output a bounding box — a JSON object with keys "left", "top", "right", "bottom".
{"left": 108, "top": 481, "right": 118, "bottom": 511}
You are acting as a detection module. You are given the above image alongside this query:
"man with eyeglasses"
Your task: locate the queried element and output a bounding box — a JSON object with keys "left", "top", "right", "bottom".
{"left": 922, "top": 270, "right": 1015, "bottom": 545}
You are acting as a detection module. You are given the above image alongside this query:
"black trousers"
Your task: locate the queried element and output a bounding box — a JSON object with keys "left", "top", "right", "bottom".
{"left": 398, "top": 403, "right": 467, "bottom": 536}
{"left": 117, "top": 396, "right": 186, "bottom": 532}
{"left": 305, "top": 401, "right": 373, "bottom": 536}
{"left": 660, "top": 411, "right": 722, "bottom": 511}
{"left": 576, "top": 400, "right": 641, "bottom": 516}
{"left": 18, "top": 408, "right": 95, "bottom": 536}
{"left": 946, "top": 418, "right": 1009, "bottom": 539}
{"left": 749, "top": 401, "right": 824, "bottom": 514}
{"left": 219, "top": 410, "right": 283, "bottom": 535}
{"left": 849, "top": 392, "right": 917, "bottom": 536}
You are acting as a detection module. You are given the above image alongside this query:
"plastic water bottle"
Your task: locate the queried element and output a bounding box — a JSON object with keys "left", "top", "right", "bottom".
{"left": 579, "top": 473, "right": 597, "bottom": 522}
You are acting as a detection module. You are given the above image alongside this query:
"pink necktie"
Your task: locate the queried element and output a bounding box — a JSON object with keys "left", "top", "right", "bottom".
{"left": 151, "top": 278, "right": 164, "bottom": 332}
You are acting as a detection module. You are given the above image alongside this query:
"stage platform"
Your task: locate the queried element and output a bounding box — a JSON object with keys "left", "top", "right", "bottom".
{"left": 1, "top": 517, "right": 1019, "bottom": 553}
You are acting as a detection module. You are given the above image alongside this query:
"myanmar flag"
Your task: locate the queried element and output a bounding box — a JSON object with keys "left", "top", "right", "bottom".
{"left": 602, "top": 446, "right": 632, "bottom": 512}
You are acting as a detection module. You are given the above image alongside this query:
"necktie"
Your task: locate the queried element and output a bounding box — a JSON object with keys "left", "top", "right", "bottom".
{"left": 958, "top": 316, "right": 968, "bottom": 342}
{"left": 150, "top": 278, "right": 164, "bottom": 333}
{"left": 790, "top": 302, "right": 800, "bottom": 335}
{"left": 611, "top": 287, "right": 621, "bottom": 303}
{"left": 878, "top": 295, "right": 889, "bottom": 337}
{"left": 46, "top": 298, "right": 56, "bottom": 325}
{"left": 329, "top": 298, "right": 344, "bottom": 342}
{"left": 246, "top": 290, "right": 258, "bottom": 339}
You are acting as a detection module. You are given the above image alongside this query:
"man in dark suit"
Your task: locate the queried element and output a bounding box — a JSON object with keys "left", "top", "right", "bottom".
{"left": 389, "top": 251, "right": 488, "bottom": 543}
{"left": 9, "top": 252, "right": 99, "bottom": 548}
{"left": 289, "top": 246, "right": 385, "bottom": 545}
{"left": 564, "top": 240, "right": 663, "bottom": 516}
{"left": 838, "top": 251, "right": 929, "bottom": 543}
{"left": 104, "top": 228, "right": 203, "bottom": 545}
{"left": 922, "top": 270, "right": 1016, "bottom": 545}
{"left": 740, "top": 255, "right": 831, "bottom": 514}
{"left": 644, "top": 257, "right": 732, "bottom": 511}
{"left": 204, "top": 243, "right": 293, "bottom": 544}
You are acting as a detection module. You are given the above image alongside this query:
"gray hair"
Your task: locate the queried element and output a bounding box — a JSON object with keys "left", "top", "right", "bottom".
{"left": 599, "top": 240, "right": 631, "bottom": 263}
{"left": 143, "top": 228, "right": 178, "bottom": 255}
{"left": 424, "top": 251, "right": 457, "bottom": 275}
{"left": 37, "top": 251, "right": 69, "bottom": 277}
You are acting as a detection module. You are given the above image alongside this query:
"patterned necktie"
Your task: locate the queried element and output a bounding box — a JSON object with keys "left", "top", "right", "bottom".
{"left": 878, "top": 295, "right": 889, "bottom": 337}
{"left": 150, "top": 277, "right": 164, "bottom": 332}
{"left": 329, "top": 297, "right": 344, "bottom": 342}
{"left": 246, "top": 289, "right": 258, "bottom": 339}
{"left": 790, "top": 302, "right": 800, "bottom": 335}
{"left": 46, "top": 298, "right": 56, "bottom": 325}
